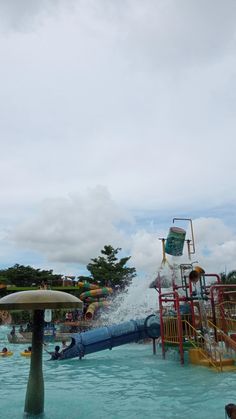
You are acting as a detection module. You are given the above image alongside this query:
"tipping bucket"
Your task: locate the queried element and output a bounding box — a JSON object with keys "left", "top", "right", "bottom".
{"left": 165, "top": 227, "right": 186, "bottom": 256}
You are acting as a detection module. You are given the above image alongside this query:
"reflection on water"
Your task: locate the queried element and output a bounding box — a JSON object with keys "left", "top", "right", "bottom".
{"left": 0, "top": 326, "right": 235, "bottom": 419}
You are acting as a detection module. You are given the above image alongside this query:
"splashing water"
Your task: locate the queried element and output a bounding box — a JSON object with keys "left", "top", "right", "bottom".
{"left": 101, "top": 276, "right": 158, "bottom": 324}
{"left": 101, "top": 267, "right": 174, "bottom": 325}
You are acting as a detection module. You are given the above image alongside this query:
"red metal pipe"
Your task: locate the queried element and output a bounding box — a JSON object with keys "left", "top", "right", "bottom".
{"left": 159, "top": 294, "right": 166, "bottom": 359}
{"left": 174, "top": 284, "right": 190, "bottom": 289}
{"left": 160, "top": 298, "right": 186, "bottom": 303}
{"left": 209, "top": 284, "right": 236, "bottom": 333}
{"left": 159, "top": 292, "right": 186, "bottom": 301}
{"left": 205, "top": 274, "right": 221, "bottom": 283}
{"left": 174, "top": 291, "right": 184, "bottom": 365}
{"left": 189, "top": 279, "right": 196, "bottom": 329}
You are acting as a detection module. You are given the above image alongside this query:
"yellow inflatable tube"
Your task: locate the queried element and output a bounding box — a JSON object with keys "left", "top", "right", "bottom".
{"left": 21, "top": 351, "right": 31, "bottom": 357}
{"left": 0, "top": 351, "right": 13, "bottom": 356}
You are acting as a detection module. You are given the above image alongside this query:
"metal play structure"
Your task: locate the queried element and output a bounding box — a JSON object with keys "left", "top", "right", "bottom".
{"left": 155, "top": 218, "right": 236, "bottom": 372}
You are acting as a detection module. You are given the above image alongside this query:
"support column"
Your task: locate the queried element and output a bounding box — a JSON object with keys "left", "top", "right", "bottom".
{"left": 24, "top": 309, "right": 45, "bottom": 415}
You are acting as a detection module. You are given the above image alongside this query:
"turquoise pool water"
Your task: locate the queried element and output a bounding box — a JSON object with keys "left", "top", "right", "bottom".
{"left": 0, "top": 325, "right": 235, "bottom": 419}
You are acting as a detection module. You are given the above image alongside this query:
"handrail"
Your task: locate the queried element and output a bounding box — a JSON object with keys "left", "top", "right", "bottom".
{"left": 213, "top": 301, "right": 236, "bottom": 332}
{"left": 209, "top": 284, "right": 236, "bottom": 333}
{"left": 182, "top": 320, "right": 223, "bottom": 372}
{"left": 162, "top": 316, "right": 222, "bottom": 371}
{"left": 204, "top": 274, "right": 221, "bottom": 283}
{"left": 207, "top": 320, "right": 236, "bottom": 353}
{"left": 218, "top": 300, "right": 236, "bottom": 309}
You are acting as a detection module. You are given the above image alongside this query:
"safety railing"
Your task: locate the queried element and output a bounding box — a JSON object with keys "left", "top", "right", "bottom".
{"left": 214, "top": 301, "right": 236, "bottom": 332}
{"left": 159, "top": 291, "right": 185, "bottom": 363}
{"left": 163, "top": 316, "right": 181, "bottom": 344}
{"left": 182, "top": 320, "right": 223, "bottom": 372}
{"left": 162, "top": 316, "right": 223, "bottom": 371}
{"left": 207, "top": 319, "right": 236, "bottom": 358}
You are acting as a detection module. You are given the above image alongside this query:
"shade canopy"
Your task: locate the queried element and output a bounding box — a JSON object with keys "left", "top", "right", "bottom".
{"left": 0, "top": 290, "right": 83, "bottom": 310}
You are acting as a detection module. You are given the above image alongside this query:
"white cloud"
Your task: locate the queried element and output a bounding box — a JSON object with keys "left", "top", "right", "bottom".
{"left": 0, "top": 2, "right": 236, "bottom": 275}
{"left": 129, "top": 230, "right": 162, "bottom": 272}
{"left": 193, "top": 217, "right": 232, "bottom": 247}
{"left": 8, "top": 189, "right": 236, "bottom": 278}
{"left": 0, "top": 0, "right": 75, "bottom": 32}
{"left": 189, "top": 217, "right": 236, "bottom": 274}
{"left": 12, "top": 186, "right": 132, "bottom": 266}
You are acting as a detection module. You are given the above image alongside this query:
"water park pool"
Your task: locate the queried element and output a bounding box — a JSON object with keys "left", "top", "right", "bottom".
{"left": 0, "top": 326, "right": 236, "bottom": 419}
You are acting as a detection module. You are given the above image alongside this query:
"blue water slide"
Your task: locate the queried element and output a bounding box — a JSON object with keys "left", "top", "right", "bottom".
{"left": 59, "top": 314, "right": 160, "bottom": 360}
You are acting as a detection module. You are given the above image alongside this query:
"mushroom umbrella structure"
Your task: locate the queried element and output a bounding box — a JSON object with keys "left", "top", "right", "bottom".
{"left": 0, "top": 290, "right": 82, "bottom": 415}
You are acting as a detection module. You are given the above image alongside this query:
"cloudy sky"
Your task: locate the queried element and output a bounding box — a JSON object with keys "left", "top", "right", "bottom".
{"left": 0, "top": 0, "right": 236, "bottom": 278}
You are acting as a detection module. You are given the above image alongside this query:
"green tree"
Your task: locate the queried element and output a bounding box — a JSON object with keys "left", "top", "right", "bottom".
{"left": 0, "top": 275, "right": 10, "bottom": 285}
{"left": 221, "top": 270, "right": 236, "bottom": 284}
{"left": 0, "top": 264, "right": 63, "bottom": 287}
{"left": 83, "top": 245, "right": 136, "bottom": 292}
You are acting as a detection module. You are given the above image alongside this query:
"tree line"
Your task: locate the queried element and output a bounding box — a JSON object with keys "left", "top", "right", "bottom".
{"left": 0, "top": 245, "right": 136, "bottom": 292}
{"left": 220, "top": 270, "right": 236, "bottom": 284}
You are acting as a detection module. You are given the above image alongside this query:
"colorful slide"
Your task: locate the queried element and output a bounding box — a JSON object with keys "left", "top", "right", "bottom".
{"left": 59, "top": 315, "right": 160, "bottom": 360}
{"left": 84, "top": 301, "right": 110, "bottom": 320}
{"left": 77, "top": 282, "right": 100, "bottom": 290}
{"left": 79, "top": 285, "right": 113, "bottom": 320}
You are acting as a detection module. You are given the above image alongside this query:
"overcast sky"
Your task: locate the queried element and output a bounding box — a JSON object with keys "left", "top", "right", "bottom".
{"left": 0, "top": 0, "right": 236, "bottom": 278}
